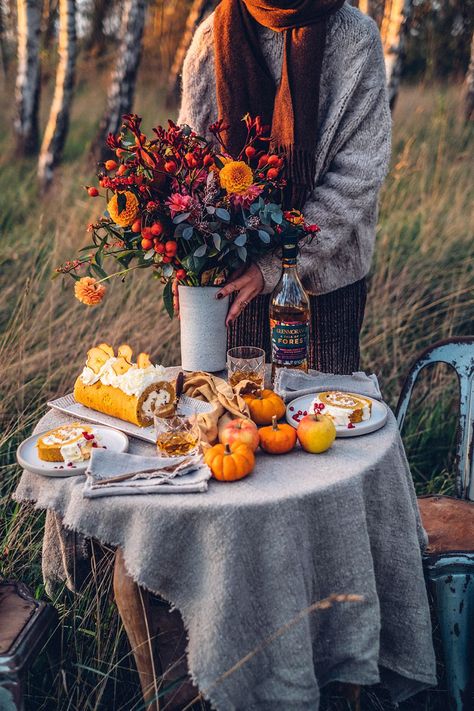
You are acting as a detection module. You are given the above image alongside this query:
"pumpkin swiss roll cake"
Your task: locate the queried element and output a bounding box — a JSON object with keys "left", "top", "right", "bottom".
{"left": 73, "top": 343, "right": 176, "bottom": 427}
{"left": 311, "top": 391, "right": 373, "bottom": 427}
{"left": 37, "top": 423, "right": 98, "bottom": 463}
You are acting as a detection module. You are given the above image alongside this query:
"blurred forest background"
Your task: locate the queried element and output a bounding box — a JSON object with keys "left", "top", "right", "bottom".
{"left": 0, "top": 1, "right": 473, "bottom": 710}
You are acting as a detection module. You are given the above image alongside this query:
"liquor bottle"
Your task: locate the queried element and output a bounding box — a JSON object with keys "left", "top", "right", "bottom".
{"left": 270, "top": 238, "right": 310, "bottom": 381}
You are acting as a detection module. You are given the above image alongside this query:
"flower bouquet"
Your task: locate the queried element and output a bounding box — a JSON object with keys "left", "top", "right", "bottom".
{"left": 57, "top": 113, "right": 318, "bottom": 371}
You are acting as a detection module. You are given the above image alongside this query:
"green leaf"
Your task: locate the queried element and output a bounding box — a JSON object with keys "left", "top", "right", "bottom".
{"left": 91, "top": 263, "right": 108, "bottom": 279}
{"left": 144, "top": 250, "right": 155, "bottom": 260}
{"left": 117, "top": 192, "right": 126, "bottom": 215}
{"left": 194, "top": 244, "right": 207, "bottom": 258}
{"left": 212, "top": 233, "right": 221, "bottom": 250}
{"left": 258, "top": 230, "right": 271, "bottom": 244}
{"left": 162, "top": 280, "right": 174, "bottom": 319}
{"left": 216, "top": 207, "right": 230, "bottom": 222}
{"left": 237, "top": 246, "right": 247, "bottom": 262}
{"left": 234, "top": 233, "right": 247, "bottom": 247}
{"left": 173, "top": 212, "right": 191, "bottom": 224}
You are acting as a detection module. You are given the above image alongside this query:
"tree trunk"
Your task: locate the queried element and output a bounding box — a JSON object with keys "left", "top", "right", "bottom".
{"left": 465, "top": 33, "right": 474, "bottom": 122}
{"left": 165, "top": 0, "right": 217, "bottom": 108}
{"left": 84, "top": 0, "right": 108, "bottom": 56}
{"left": 379, "top": 0, "right": 413, "bottom": 109}
{"left": 90, "top": 0, "right": 146, "bottom": 163}
{"left": 0, "top": 1, "right": 9, "bottom": 76}
{"left": 38, "top": 0, "right": 76, "bottom": 188}
{"left": 14, "top": 0, "right": 42, "bottom": 155}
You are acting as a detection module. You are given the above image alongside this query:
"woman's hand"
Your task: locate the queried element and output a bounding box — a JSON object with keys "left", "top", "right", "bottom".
{"left": 216, "top": 263, "right": 264, "bottom": 327}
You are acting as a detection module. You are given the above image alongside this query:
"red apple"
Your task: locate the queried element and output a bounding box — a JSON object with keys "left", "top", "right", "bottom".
{"left": 219, "top": 418, "right": 260, "bottom": 453}
{"left": 297, "top": 413, "right": 336, "bottom": 454}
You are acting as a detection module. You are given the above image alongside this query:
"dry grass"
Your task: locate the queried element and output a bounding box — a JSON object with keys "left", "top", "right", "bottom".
{"left": 0, "top": 78, "right": 472, "bottom": 710}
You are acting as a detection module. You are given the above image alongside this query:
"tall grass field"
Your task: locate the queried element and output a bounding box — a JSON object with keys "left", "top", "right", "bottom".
{"left": 0, "top": 72, "right": 473, "bottom": 710}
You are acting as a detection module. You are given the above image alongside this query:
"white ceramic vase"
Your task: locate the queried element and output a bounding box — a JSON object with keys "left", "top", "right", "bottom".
{"left": 178, "top": 286, "right": 229, "bottom": 372}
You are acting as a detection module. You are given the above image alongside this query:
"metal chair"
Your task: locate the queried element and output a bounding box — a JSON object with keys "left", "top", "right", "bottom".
{"left": 0, "top": 579, "right": 57, "bottom": 710}
{"left": 396, "top": 337, "right": 474, "bottom": 710}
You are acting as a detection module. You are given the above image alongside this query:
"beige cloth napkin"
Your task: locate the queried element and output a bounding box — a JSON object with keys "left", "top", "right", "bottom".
{"left": 182, "top": 372, "right": 250, "bottom": 444}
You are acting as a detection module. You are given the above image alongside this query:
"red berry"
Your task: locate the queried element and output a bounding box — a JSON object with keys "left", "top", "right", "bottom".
{"left": 176, "top": 269, "right": 186, "bottom": 281}
{"left": 117, "top": 164, "right": 127, "bottom": 176}
{"left": 185, "top": 152, "right": 197, "bottom": 168}
{"left": 116, "top": 148, "right": 126, "bottom": 158}
{"left": 165, "top": 240, "right": 177, "bottom": 256}
{"left": 267, "top": 154, "right": 280, "bottom": 166}
{"left": 267, "top": 168, "right": 279, "bottom": 180}
{"left": 131, "top": 219, "right": 141, "bottom": 233}
{"left": 203, "top": 154, "right": 214, "bottom": 167}
{"left": 105, "top": 159, "right": 118, "bottom": 171}
{"left": 151, "top": 222, "right": 164, "bottom": 236}
{"left": 154, "top": 242, "right": 165, "bottom": 254}
{"left": 142, "top": 226, "right": 152, "bottom": 239}
{"left": 141, "top": 238, "right": 153, "bottom": 250}
{"left": 245, "top": 146, "right": 257, "bottom": 159}
{"left": 258, "top": 154, "right": 269, "bottom": 168}
{"left": 164, "top": 161, "right": 177, "bottom": 174}
{"left": 87, "top": 187, "right": 99, "bottom": 197}
{"left": 162, "top": 255, "right": 172, "bottom": 263}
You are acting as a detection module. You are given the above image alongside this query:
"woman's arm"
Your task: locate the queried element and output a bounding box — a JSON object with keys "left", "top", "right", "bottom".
{"left": 258, "top": 32, "right": 392, "bottom": 295}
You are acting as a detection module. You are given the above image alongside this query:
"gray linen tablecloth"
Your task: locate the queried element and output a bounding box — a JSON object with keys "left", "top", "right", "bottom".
{"left": 15, "top": 407, "right": 436, "bottom": 710}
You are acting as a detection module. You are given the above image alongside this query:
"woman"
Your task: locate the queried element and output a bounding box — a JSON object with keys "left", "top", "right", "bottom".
{"left": 178, "top": 0, "right": 391, "bottom": 374}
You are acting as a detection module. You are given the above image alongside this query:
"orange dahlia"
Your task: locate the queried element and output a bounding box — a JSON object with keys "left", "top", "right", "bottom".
{"left": 283, "top": 209, "right": 305, "bottom": 226}
{"left": 107, "top": 190, "right": 139, "bottom": 227}
{"left": 219, "top": 161, "right": 254, "bottom": 194}
{"left": 74, "top": 277, "right": 106, "bottom": 306}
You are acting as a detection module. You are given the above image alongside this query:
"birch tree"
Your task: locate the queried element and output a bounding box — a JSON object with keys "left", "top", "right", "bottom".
{"left": 379, "top": 1, "right": 413, "bottom": 107}
{"left": 90, "top": 0, "right": 146, "bottom": 162}
{"left": 85, "top": 0, "right": 107, "bottom": 56}
{"left": 465, "top": 33, "right": 474, "bottom": 122}
{"left": 14, "top": 0, "right": 41, "bottom": 154}
{"left": 38, "top": 0, "right": 76, "bottom": 188}
{"left": 166, "top": 0, "right": 217, "bottom": 107}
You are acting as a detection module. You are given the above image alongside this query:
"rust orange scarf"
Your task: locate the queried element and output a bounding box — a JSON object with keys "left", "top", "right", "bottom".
{"left": 214, "top": 0, "right": 344, "bottom": 209}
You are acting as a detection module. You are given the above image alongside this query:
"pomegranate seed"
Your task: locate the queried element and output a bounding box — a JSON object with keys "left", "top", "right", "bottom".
{"left": 289, "top": 406, "right": 294, "bottom": 411}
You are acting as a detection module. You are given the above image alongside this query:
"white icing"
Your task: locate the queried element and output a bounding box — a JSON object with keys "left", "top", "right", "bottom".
{"left": 311, "top": 392, "right": 371, "bottom": 427}
{"left": 80, "top": 357, "right": 169, "bottom": 397}
{"left": 60, "top": 440, "right": 86, "bottom": 463}
{"left": 141, "top": 389, "right": 171, "bottom": 418}
{"left": 42, "top": 426, "right": 85, "bottom": 445}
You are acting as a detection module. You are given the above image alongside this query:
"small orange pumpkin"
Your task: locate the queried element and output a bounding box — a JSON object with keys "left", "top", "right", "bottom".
{"left": 204, "top": 442, "right": 255, "bottom": 482}
{"left": 259, "top": 415, "right": 297, "bottom": 454}
{"left": 243, "top": 389, "right": 286, "bottom": 426}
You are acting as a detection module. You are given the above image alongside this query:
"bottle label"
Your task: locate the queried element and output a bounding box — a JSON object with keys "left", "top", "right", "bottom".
{"left": 270, "top": 319, "right": 309, "bottom": 366}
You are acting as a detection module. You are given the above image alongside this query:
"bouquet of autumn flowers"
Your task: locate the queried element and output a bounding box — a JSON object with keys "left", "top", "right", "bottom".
{"left": 57, "top": 113, "right": 319, "bottom": 317}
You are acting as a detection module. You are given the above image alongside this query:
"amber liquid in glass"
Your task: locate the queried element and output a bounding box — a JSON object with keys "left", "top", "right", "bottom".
{"left": 228, "top": 371, "right": 264, "bottom": 390}
{"left": 270, "top": 241, "right": 310, "bottom": 382}
{"left": 156, "top": 432, "right": 199, "bottom": 457}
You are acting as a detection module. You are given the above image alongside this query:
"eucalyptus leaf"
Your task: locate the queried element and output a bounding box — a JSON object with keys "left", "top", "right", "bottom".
{"left": 237, "top": 246, "right": 247, "bottom": 262}
{"left": 173, "top": 212, "right": 191, "bottom": 224}
{"left": 163, "top": 264, "right": 174, "bottom": 278}
{"left": 216, "top": 207, "right": 230, "bottom": 222}
{"left": 234, "top": 233, "right": 247, "bottom": 247}
{"left": 258, "top": 230, "right": 271, "bottom": 244}
{"left": 206, "top": 205, "right": 216, "bottom": 214}
{"left": 144, "top": 250, "right": 155, "bottom": 260}
{"left": 162, "top": 280, "right": 174, "bottom": 319}
{"left": 117, "top": 193, "right": 126, "bottom": 215}
{"left": 182, "top": 226, "right": 194, "bottom": 240}
{"left": 272, "top": 210, "right": 283, "bottom": 225}
{"left": 212, "top": 233, "right": 222, "bottom": 250}
{"left": 194, "top": 244, "right": 207, "bottom": 258}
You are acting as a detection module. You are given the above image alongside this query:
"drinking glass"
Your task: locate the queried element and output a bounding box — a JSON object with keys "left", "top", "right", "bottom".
{"left": 227, "top": 346, "right": 265, "bottom": 390}
{"left": 154, "top": 413, "right": 201, "bottom": 457}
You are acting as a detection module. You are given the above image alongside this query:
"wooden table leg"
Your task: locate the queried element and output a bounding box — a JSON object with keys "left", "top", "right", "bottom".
{"left": 113, "top": 549, "right": 160, "bottom": 710}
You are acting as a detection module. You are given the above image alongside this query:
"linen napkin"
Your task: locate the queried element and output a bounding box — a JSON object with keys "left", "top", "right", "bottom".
{"left": 83, "top": 448, "right": 211, "bottom": 498}
{"left": 182, "top": 371, "right": 250, "bottom": 444}
{"left": 273, "top": 369, "right": 383, "bottom": 402}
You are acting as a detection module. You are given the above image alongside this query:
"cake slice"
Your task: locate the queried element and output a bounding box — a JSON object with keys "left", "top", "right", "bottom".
{"left": 311, "top": 391, "right": 372, "bottom": 427}
{"left": 37, "top": 423, "right": 98, "bottom": 463}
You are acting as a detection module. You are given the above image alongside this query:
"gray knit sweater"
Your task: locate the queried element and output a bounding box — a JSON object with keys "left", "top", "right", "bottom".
{"left": 178, "top": 3, "right": 391, "bottom": 296}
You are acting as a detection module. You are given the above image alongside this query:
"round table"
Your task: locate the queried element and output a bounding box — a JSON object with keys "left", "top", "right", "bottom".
{"left": 15, "top": 406, "right": 436, "bottom": 710}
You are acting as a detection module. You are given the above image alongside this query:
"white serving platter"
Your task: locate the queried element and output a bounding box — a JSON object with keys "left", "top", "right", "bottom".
{"left": 285, "top": 393, "right": 388, "bottom": 438}
{"left": 16, "top": 425, "right": 129, "bottom": 477}
{"left": 47, "top": 393, "right": 213, "bottom": 444}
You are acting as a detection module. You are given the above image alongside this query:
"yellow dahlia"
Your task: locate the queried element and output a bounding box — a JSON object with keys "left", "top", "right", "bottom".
{"left": 219, "top": 160, "right": 254, "bottom": 194}
{"left": 74, "top": 277, "right": 106, "bottom": 306}
{"left": 107, "top": 190, "right": 139, "bottom": 227}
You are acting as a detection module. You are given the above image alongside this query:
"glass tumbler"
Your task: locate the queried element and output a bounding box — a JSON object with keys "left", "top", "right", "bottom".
{"left": 154, "top": 413, "right": 201, "bottom": 457}
{"left": 227, "top": 346, "right": 265, "bottom": 390}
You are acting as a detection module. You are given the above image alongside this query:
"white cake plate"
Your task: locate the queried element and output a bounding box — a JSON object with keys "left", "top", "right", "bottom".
{"left": 286, "top": 393, "right": 388, "bottom": 437}
{"left": 16, "top": 425, "right": 129, "bottom": 477}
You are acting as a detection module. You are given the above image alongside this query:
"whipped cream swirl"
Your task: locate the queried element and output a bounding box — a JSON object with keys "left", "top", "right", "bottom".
{"left": 80, "top": 357, "right": 169, "bottom": 397}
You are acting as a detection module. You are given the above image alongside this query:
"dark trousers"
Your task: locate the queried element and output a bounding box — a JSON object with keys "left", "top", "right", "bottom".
{"left": 227, "top": 278, "right": 367, "bottom": 375}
